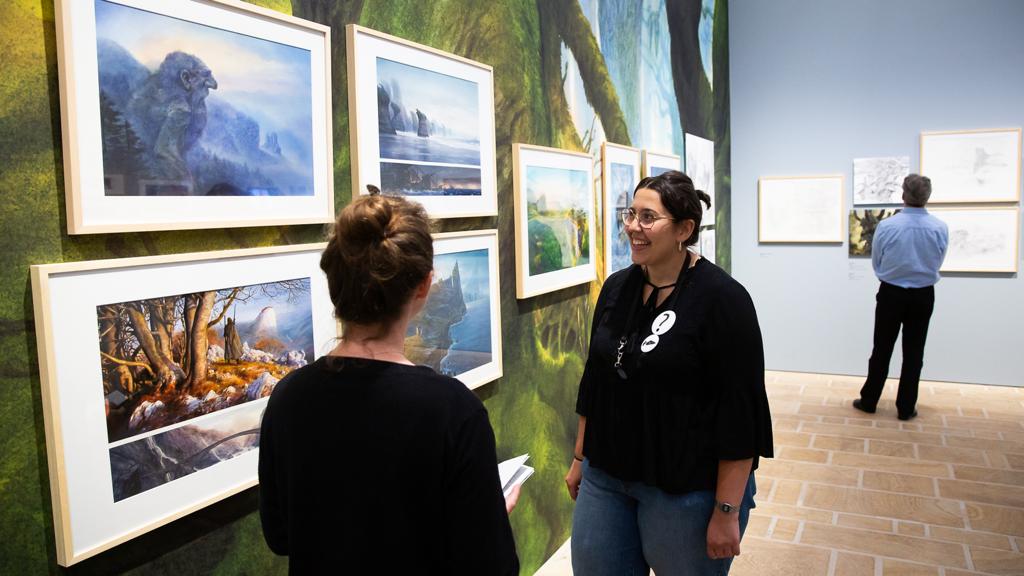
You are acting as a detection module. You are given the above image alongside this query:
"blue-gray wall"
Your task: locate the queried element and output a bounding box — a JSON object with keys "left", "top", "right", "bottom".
{"left": 729, "top": 0, "right": 1024, "bottom": 387}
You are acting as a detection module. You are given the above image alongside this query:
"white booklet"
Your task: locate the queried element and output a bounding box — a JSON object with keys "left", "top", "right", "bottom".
{"left": 497, "top": 454, "right": 534, "bottom": 497}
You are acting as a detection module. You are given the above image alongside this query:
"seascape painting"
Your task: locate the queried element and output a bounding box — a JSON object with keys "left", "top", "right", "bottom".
{"left": 527, "top": 166, "right": 592, "bottom": 275}
{"left": 376, "top": 58, "right": 482, "bottom": 196}
{"left": 849, "top": 209, "right": 900, "bottom": 256}
{"left": 109, "top": 402, "right": 263, "bottom": 502}
{"left": 94, "top": 0, "right": 315, "bottom": 197}
{"left": 97, "top": 278, "right": 313, "bottom": 444}
{"left": 406, "top": 249, "right": 492, "bottom": 376}
{"left": 853, "top": 156, "right": 908, "bottom": 205}
{"left": 608, "top": 162, "right": 634, "bottom": 274}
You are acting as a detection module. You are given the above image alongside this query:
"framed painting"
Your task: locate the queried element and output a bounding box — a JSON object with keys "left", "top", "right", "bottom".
{"left": 758, "top": 175, "right": 844, "bottom": 243}
{"left": 853, "top": 156, "right": 909, "bottom": 205}
{"left": 931, "top": 208, "right": 1020, "bottom": 273}
{"left": 601, "top": 142, "right": 641, "bottom": 278}
{"left": 699, "top": 228, "right": 716, "bottom": 264}
{"left": 31, "top": 244, "right": 337, "bottom": 565}
{"left": 685, "top": 133, "right": 716, "bottom": 228}
{"left": 920, "top": 128, "right": 1021, "bottom": 203}
{"left": 642, "top": 149, "right": 682, "bottom": 178}
{"left": 849, "top": 209, "right": 901, "bottom": 256}
{"left": 512, "top": 144, "right": 597, "bottom": 299}
{"left": 55, "top": 0, "right": 334, "bottom": 234}
{"left": 406, "top": 230, "right": 502, "bottom": 389}
{"left": 347, "top": 24, "right": 497, "bottom": 218}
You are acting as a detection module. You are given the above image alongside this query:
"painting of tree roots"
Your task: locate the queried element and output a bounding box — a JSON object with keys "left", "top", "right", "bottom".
{"left": 347, "top": 24, "right": 498, "bottom": 218}
{"left": 849, "top": 208, "right": 900, "bottom": 256}
{"left": 405, "top": 231, "right": 502, "bottom": 389}
{"left": 56, "top": 0, "right": 333, "bottom": 233}
{"left": 30, "top": 245, "right": 333, "bottom": 565}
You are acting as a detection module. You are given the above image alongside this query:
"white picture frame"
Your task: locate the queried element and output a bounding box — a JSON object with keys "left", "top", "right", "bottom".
{"left": 347, "top": 24, "right": 498, "bottom": 218}
{"left": 512, "top": 144, "right": 597, "bottom": 299}
{"left": 758, "top": 175, "right": 845, "bottom": 243}
{"left": 642, "top": 149, "right": 681, "bottom": 178}
{"left": 931, "top": 207, "right": 1020, "bottom": 273}
{"left": 685, "top": 133, "right": 716, "bottom": 228}
{"left": 31, "top": 244, "right": 337, "bottom": 565}
{"left": 920, "top": 128, "right": 1022, "bottom": 203}
{"left": 55, "top": 0, "right": 334, "bottom": 234}
{"left": 601, "top": 142, "right": 641, "bottom": 278}
{"left": 407, "top": 230, "right": 503, "bottom": 389}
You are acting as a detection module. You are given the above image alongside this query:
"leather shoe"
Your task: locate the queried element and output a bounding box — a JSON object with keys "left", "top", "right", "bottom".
{"left": 898, "top": 410, "right": 918, "bottom": 421}
{"left": 852, "top": 399, "right": 876, "bottom": 414}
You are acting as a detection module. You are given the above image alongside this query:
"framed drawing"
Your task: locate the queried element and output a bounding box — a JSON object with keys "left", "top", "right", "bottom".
{"left": 601, "top": 142, "right": 641, "bottom": 277}
{"left": 849, "top": 209, "right": 901, "bottom": 256}
{"left": 643, "top": 149, "right": 681, "bottom": 178}
{"left": 699, "top": 228, "right": 716, "bottom": 264}
{"left": 853, "top": 156, "right": 909, "bottom": 205}
{"left": 512, "top": 144, "right": 597, "bottom": 299}
{"left": 407, "top": 230, "right": 502, "bottom": 389}
{"left": 31, "top": 244, "right": 337, "bottom": 565}
{"left": 55, "top": 0, "right": 334, "bottom": 234}
{"left": 685, "top": 133, "right": 716, "bottom": 228}
{"left": 347, "top": 24, "right": 497, "bottom": 218}
{"left": 931, "top": 208, "right": 1020, "bottom": 273}
{"left": 920, "top": 128, "right": 1021, "bottom": 203}
{"left": 758, "top": 175, "right": 844, "bottom": 243}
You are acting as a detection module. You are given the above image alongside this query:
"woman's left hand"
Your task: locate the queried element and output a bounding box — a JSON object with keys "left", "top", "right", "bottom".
{"left": 706, "top": 509, "right": 741, "bottom": 560}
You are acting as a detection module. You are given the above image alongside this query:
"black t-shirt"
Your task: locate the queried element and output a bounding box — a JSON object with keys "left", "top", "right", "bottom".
{"left": 576, "top": 259, "right": 774, "bottom": 494}
{"left": 259, "top": 356, "right": 519, "bottom": 575}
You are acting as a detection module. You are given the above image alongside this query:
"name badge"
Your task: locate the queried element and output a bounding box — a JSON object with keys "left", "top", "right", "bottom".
{"left": 651, "top": 311, "right": 676, "bottom": 335}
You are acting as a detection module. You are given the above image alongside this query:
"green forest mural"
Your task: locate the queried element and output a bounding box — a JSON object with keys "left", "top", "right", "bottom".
{"left": 0, "top": 0, "right": 729, "bottom": 572}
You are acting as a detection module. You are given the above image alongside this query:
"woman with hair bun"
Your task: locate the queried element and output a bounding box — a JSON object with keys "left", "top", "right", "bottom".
{"left": 259, "top": 189, "right": 519, "bottom": 575}
{"left": 566, "top": 171, "right": 773, "bottom": 575}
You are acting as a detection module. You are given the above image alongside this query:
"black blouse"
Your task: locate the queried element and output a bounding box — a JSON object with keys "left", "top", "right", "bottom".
{"left": 575, "top": 259, "right": 773, "bottom": 494}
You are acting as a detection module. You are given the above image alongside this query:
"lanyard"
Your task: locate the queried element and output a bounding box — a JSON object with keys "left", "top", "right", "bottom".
{"left": 614, "top": 252, "right": 695, "bottom": 380}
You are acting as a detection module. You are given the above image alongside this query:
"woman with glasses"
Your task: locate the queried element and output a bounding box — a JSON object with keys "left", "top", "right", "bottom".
{"left": 565, "top": 171, "right": 773, "bottom": 575}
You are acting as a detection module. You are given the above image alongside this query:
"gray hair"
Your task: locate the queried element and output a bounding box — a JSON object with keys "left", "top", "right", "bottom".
{"left": 902, "top": 174, "right": 932, "bottom": 207}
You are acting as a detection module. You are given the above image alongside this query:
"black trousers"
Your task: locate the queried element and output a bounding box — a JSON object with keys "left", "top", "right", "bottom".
{"left": 860, "top": 281, "right": 935, "bottom": 416}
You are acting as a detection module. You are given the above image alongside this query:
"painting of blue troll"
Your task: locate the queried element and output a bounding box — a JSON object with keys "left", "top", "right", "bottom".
{"left": 94, "top": 0, "right": 314, "bottom": 196}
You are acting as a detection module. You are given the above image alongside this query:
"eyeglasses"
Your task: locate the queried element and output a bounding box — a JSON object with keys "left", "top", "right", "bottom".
{"left": 620, "top": 208, "right": 674, "bottom": 230}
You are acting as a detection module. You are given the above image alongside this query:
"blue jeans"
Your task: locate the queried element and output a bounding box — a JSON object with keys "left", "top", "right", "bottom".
{"left": 571, "top": 460, "right": 756, "bottom": 576}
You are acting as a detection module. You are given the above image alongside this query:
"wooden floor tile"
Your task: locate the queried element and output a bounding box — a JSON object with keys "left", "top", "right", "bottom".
{"left": 799, "top": 523, "right": 968, "bottom": 568}
{"left": 834, "top": 551, "right": 875, "bottom": 576}
{"left": 803, "top": 484, "right": 964, "bottom": 527}
{"left": 729, "top": 537, "right": 831, "bottom": 576}
{"left": 939, "top": 478, "right": 1024, "bottom": 508}
{"left": 968, "top": 546, "right": 1024, "bottom": 576}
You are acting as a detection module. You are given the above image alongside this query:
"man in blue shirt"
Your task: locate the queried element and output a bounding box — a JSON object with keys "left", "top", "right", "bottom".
{"left": 854, "top": 174, "right": 948, "bottom": 420}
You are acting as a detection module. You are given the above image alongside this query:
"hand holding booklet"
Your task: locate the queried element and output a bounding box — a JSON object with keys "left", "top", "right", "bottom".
{"left": 497, "top": 454, "right": 534, "bottom": 497}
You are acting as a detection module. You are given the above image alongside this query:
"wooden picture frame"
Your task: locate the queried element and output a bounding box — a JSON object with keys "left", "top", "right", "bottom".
{"left": 31, "top": 244, "right": 337, "bottom": 565}
{"left": 512, "top": 144, "right": 597, "bottom": 299}
{"left": 920, "top": 128, "right": 1022, "bottom": 203}
{"left": 407, "top": 230, "right": 503, "bottom": 389}
{"left": 931, "top": 207, "right": 1020, "bottom": 273}
{"left": 758, "top": 175, "right": 845, "bottom": 243}
{"left": 347, "top": 24, "right": 498, "bottom": 218}
{"left": 601, "top": 142, "right": 641, "bottom": 278}
{"left": 642, "top": 149, "right": 681, "bottom": 178}
{"left": 55, "top": 0, "right": 334, "bottom": 234}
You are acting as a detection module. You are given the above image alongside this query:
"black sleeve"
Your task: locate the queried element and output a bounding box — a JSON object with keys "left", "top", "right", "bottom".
{"left": 442, "top": 408, "right": 519, "bottom": 576}
{"left": 258, "top": 399, "right": 289, "bottom": 556}
{"left": 575, "top": 276, "right": 615, "bottom": 416}
{"left": 710, "top": 282, "right": 774, "bottom": 461}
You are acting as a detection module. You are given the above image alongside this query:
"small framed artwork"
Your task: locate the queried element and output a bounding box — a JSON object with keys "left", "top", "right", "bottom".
{"left": 642, "top": 149, "right": 682, "bottom": 178}
{"left": 684, "top": 133, "right": 716, "bottom": 228}
{"left": 931, "top": 207, "right": 1020, "bottom": 273}
{"left": 699, "top": 228, "right": 716, "bottom": 264}
{"left": 758, "top": 175, "right": 844, "bottom": 243}
{"left": 512, "top": 144, "right": 597, "bottom": 299}
{"left": 347, "top": 24, "right": 497, "bottom": 218}
{"left": 920, "top": 128, "right": 1021, "bottom": 203}
{"left": 601, "top": 142, "right": 641, "bottom": 277}
{"left": 55, "top": 0, "right": 334, "bottom": 234}
{"left": 849, "top": 209, "right": 901, "bottom": 256}
{"left": 407, "top": 230, "right": 502, "bottom": 389}
{"left": 853, "top": 156, "right": 909, "bottom": 205}
{"left": 31, "top": 244, "right": 337, "bottom": 565}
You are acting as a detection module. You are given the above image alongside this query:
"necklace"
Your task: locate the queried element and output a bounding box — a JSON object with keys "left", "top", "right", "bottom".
{"left": 334, "top": 338, "right": 408, "bottom": 362}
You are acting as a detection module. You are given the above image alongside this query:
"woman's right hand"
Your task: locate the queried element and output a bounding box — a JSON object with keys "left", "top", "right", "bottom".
{"left": 565, "top": 458, "right": 583, "bottom": 501}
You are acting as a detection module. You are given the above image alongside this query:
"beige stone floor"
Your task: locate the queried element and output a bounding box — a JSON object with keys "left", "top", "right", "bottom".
{"left": 534, "top": 370, "right": 1024, "bottom": 576}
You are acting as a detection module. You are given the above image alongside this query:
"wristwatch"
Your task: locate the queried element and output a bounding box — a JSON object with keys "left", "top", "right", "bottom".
{"left": 715, "top": 500, "right": 737, "bottom": 514}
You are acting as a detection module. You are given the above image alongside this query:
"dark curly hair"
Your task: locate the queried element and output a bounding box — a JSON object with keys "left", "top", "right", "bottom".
{"left": 633, "top": 170, "right": 712, "bottom": 247}
{"left": 320, "top": 190, "right": 433, "bottom": 327}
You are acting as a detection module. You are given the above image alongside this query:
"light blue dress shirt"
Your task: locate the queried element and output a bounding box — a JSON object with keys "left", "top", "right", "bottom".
{"left": 872, "top": 207, "right": 949, "bottom": 288}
